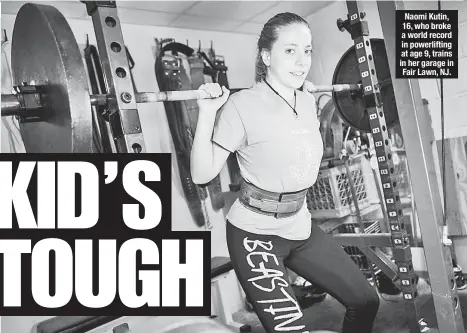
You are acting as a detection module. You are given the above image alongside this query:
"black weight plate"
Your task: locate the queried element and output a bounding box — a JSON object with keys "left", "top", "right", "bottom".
{"left": 332, "top": 38, "right": 398, "bottom": 133}
{"left": 12, "top": 3, "right": 93, "bottom": 153}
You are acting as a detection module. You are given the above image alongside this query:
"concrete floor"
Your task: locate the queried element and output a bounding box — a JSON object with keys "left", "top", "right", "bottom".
{"left": 233, "top": 277, "right": 467, "bottom": 333}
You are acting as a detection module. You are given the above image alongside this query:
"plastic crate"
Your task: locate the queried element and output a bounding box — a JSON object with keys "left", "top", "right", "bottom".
{"left": 306, "top": 158, "right": 370, "bottom": 219}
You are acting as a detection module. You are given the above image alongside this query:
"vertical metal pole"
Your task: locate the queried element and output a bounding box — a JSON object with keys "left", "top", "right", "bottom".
{"left": 343, "top": 2, "right": 420, "bottom": 331}
{"left": 367, "top": 135, "right": 391, "bottom": 234}
{"left": 84, "top": 1, "right": 146, "bottom": 154}
{"left": 377, "top": 1, "right": 464, "bottom": 332}
{"left": 437, "top": 137, "right": 464, "bottom": 236}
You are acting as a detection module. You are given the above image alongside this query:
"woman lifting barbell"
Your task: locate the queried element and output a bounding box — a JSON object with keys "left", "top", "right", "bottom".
{"left": 190, "top": 12, "right": 380, "bottom": 333}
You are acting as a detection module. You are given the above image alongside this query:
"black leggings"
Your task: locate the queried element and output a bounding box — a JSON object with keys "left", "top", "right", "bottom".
{"left": 226, "top": 220, "right": 380, "bottom": 333}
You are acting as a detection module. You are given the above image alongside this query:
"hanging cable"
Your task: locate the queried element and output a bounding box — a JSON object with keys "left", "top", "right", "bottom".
{"left": 316, "top": 93, "right": 332, "bottom": 118}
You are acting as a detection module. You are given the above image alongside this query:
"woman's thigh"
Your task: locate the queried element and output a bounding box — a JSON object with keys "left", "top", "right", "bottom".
{"left": 226, "top": 222, "right": 311, "bottom": 333}
{"left": 285, "top": 222, "right": 377, "bottom": 307}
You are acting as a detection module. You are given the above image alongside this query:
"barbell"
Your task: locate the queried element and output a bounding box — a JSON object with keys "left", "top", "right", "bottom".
{"left": 1, "top": 84, "right": 363, "bottom": 115}
{"left": 0, "top": 3, "right": 398, "bottom": 153}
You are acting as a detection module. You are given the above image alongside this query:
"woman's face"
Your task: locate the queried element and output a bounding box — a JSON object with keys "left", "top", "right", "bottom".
{"left": 263, "top": 23, "right": 313, "bottom": 89}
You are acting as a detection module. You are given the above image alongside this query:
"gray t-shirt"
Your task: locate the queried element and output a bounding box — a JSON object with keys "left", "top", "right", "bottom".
{"left": 212, "top": 81, "right": 323, "bottom": 240}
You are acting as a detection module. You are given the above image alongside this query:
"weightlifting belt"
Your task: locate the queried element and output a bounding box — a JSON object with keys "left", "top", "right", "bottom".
{"left": 198, "top": 51, "right": 220, "bottom": 82}
{"left": 239, "top": 181, "right": 307, "bottom": 218}
{"left": 162, "top": 41, "right": 225, "bottom": 212}
{"left": 155, "top": 49, "right": 207, "bottom": 227}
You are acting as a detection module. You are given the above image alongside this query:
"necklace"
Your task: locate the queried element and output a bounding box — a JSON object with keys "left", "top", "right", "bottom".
{"left": 264, "top": 79, "right": 298, "bottom": 118}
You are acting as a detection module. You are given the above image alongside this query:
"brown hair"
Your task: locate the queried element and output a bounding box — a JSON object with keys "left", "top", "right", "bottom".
{"left": 255, "top": 12, "right": 310, "bottom": 82}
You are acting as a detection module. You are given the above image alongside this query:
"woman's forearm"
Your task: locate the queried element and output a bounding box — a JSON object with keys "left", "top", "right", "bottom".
{"left": 190, "top": 108, "right": 218, "bottom": 184}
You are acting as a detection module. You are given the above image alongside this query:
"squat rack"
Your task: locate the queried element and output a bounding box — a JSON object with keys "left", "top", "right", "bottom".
{"left": 343, "top": 1, "right": 464, "bottom": 332}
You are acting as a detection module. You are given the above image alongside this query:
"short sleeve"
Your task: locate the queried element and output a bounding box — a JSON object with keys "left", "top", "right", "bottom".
{"left": 212, "top": 98, "right": 247, "bottom": 153}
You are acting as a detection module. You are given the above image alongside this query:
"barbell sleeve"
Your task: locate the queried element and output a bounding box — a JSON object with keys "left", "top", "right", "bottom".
{"left": 1, "top": 93, "right": 44, "bottom": 117}
{"left": 1, "top": 94, "right": 22, "bottom": 116}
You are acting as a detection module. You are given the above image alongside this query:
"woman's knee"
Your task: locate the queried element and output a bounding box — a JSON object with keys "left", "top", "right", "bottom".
{"left": 349, "top": 286, "right": 380, "bottom": 314}
{"left": 368, "top": 288, "right": 380, "bottom": 310}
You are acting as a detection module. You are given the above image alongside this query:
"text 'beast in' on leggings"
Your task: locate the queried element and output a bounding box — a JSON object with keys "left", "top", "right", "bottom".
{"left": 226, "top": 220, "right": 380, "bottom": 333}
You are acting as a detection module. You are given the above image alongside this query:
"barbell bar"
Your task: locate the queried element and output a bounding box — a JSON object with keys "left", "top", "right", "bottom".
{"left": 0, "top": 83, "right": 363, "bottom": 118}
